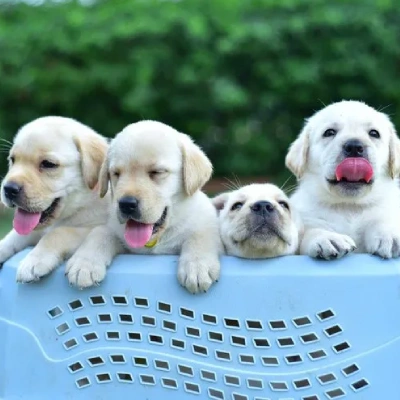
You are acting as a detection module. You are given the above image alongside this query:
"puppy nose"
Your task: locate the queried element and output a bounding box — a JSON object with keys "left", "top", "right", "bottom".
{"left": 343, "top": 139, "right": 364, "bottom": 157}
{"left": 3, "top": 182, "right": 22, "bottom": 201}
{"left": 119, "top": 196, "right": 140, "bottom": 216}
{"left": 251, "top": 201, "right": 275, "bottom": 215}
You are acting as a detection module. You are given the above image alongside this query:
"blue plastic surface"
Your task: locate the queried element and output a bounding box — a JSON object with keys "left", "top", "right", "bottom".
{"left": 1, "top": 249, "right": 400, "bottom": 400}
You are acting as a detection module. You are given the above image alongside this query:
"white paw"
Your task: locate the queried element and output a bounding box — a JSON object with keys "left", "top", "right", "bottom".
{"left": 16, "top": 253, "right": 59, "bottom": 283}
{"left": 0, "top": 240, "right": 14, "bottom": 268}
{"left": 307, "top": 232, "right": 356, "bottom": 260}
{"left": 65, "top": 257, "right": 107, "bottom": 289}
{"left": 178, "top": 257, "right": 220, "bottom": 294}
{"left": 365, "top": 229, "right": 400, "bottom": 259}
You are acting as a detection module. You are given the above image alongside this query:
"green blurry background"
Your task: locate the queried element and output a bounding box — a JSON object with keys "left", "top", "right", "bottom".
{"left": 1, "top": 0, "right": 400, "bottom": 237}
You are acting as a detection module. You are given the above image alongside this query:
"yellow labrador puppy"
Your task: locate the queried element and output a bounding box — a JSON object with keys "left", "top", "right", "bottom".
{"left": 213, "top": 184, "right": 301, "bottom": 258}
{"left": 66, "top": 120, "right": 221, "bottom": 293}
{"left": 286, "top": 100, "right": 400, "bottom": 259}
{"left": 0, "top": 116, "right": 109, "bottom": 281}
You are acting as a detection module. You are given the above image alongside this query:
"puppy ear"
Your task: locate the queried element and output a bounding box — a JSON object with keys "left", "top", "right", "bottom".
{"left": 212, "top": 193, "right": 229, "bottom": 212}
{"left": 98, "top": 154, "right": 110, "bottom": 198}
{"left": 285, "top": 123, "right": 310, "bottom": 179}
{"left": 388, "top": 126, "right": 400, "bottom": 179}
{"left": 74, "top": 133, "right": 108, "bottom": 190}
{"left": 180, "top": 134, "right": 213, "bottom": 196}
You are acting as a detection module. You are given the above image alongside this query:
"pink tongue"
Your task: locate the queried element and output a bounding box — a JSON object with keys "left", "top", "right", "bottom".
{"left": 13, "top": 209, "right": 41, "bottom": 235}
{"left": 336, "top": 157, "right": 374, "bottom": 182}
{"left": 124, "top": 220, "right": 154, "bottom": 248}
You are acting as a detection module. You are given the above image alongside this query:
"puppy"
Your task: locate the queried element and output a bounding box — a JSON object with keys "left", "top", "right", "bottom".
{"left": 213, "top": 184, "right": 300, "bottom": 258}
{"left": 66, "top": 120, "right": 221, "bottom": 293}
{"left": 286, "top": 100, "right": 400, "bottom": 259}
{"left": 0, "top": 116, "right": 109, "bottom": 281}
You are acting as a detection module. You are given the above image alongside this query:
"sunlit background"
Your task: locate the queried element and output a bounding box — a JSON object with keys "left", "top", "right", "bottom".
{"left": 1, "top": 0, "right": 400, "bottom": 237}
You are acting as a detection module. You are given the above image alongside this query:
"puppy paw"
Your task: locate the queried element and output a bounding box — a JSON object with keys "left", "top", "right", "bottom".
{"left": 0, "top": 240, "right": 13, "bottom": 268}
{"left": 178, "top": 257, "right": 220, "bottom": 294}
{"left": 16, "top": 253, "right": 59, "bottom": 283}
{"left": 307, "top": 232, "right": 356, "bottom": 260}
{"left": 65, "top": 257, "right": 107, "bottom": 289}
{"left": 365, "top": 229, "right": 400, "bottom": 259}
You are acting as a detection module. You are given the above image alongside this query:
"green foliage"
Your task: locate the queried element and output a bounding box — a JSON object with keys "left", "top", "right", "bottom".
{"left": 1, "top": 0, "right": 400, "bottom": 182}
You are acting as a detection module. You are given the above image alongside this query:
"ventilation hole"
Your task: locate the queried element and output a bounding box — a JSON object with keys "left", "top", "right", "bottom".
{"left": 48, "top": 306, "right": 63, "bottom": 318}
{"left": 154, "top": 359, "right": 169, "bottom": 370}
{"left": 149, "top": 334, "right": 163, "bottom": 344}
{"left": 232, "top": 394, "right": 248, "bottom": 400}
{"left": 277, "top": 337, "right": 295, "bottom": 347}
{"left": 162, "top": 378, "right": 178, "bottom": 388}
{"left": 112, "top": 295, "right": 128, "bottom": 305}
{"left": 127, "top": 332, "right": 141, "bottom": 341}
{"left": 300, "top": 332, "right": 319, "bottom": 343}
{"left": 270, "top": 381, "right": 288, "bottom": 391}
{"left": 98, "top": 313, "right": 112, "bottom": 323}
{"left": 68, "top": 361, "right": 83, "bottom": 373}
{"left": 56, "top": 322, "right": 70, "bottom": 335}
{"left": 180, "top": 307, "right": 195, "bottom": 319}
{"left": 318, "top": 373, "right": 336, "bottom": 384}
{"left": 231, "top": 335, "right": 246, "bottom": 346}
{"left": 140, "top": 374, "right": 155, "bottom": 385}
{"left": 133, "top": 357, "right": 148, "bottom": 367}
{"left": 303, "top": 396, "right": 320, "bottom": 400}
{"left": 269, "top": 320, "right": 287, "bottom": 330}
{"left": 88, "top": 356, "right": 104, "bottom": 366}
{"left": 89, "top": 295, "right": 105, "bottom": 305}
{"left": 186, "top": 327, "right": 200, "bottom": 337}
{"left": 68, "top": 299, "right": 83, "bottom": 311}
{"left": 106, "top": 331, "right": 120, "bottom": 340}
{"left": 309, "top": 349, "right": 327, "bottom": 360}
{"left": 171, "top": 338, "right": 186, "bottom": 349}
{"left": 117, "top": 372, "right": 133, "bottom": 383}
{"left": 209, "top": 388, "right": 224, "bottom": 399}
{"left": 224, "top": 318, "right": 240, "bottom": 329}
{"left": 326, "top": 388, "right": 346, "bottom": 398}
{"left": 109, "top": 354, "right": 125, "bottom": 364}
{"left": 142, "top": 316, "right": 156, "bottom": 326}
{"left": 216, "top": 350, "right": 231, "bottom": 361}
{"left": 96, "top": 373, "right": 111, "bottom": 383}
{"left": 253, "top": 338, "right": 270, "bottom": 348}
{"left": 75, "top": 317, "right": 90, "bottom": 326}
{"left": 294, "top": 378, "right": 311, "bottom": 389}
{"left": 202, "top": 314, "right": 217, "bottom": 324}
{"left": 83, "top": 332, "right": 98, "bottom": 342}
{"left": 64, "top": 338, "right": 78, "bottom": 350}
{"left": 209, "top": 331, "right": 223, "bottom": 342}
{"left": 351, "top": 379, "right": 369, "bottom": 391}
{"left": 201, "top": 370, "right": 216, "bottom": 382}
{"left": 158, "top": 301, "right": 172, "bottom": 314}
{"left": 225, "top": 375, "right": 240, "bottom": 386}
{"left": 293, "top": 316, "right": 312, "bottom": 327}
{"left": 184, "top": 382, "right": 200, "bottom": 393}
{"left": 134, "top": 297, "right": 149, "bottom": 308}
{"left": 246, "top": 320, "right": 263, "bottom": 330}
{"left": 325, "top": 325, "right": 342, "bottom": 337}
{"left": 193, "top": 344, "right": 208, "bottom": 356}
{"left": 119, "top": 314, "right": 133, "bottom": 324}
{"left": 261, "top": 356, "right": 279, "bottom": 366}
{"left": 333, "top": 341, "right": 350, "bottom": 353}
{"left": 239, "top": 354, "right": 254, "bottom": 364}
{"left": 178, "top": 365, "right": 193, "bottom": 376}
{"left": 317, "top": 309, "right": 335, "bottom": 321}
{"left": 76, "top": 377, "right": 90, "bottom": 388}
{"left": 286, "top": 354, "right": 303, "bottom": 364}
{"left": 342, "top": 364, "right": 359, "bottom": 376}
{"left": 162, "top": 320, "right": 176, "bottom": 332}
{"left": 248, "top": 379, "right": 263, "bottom": 389}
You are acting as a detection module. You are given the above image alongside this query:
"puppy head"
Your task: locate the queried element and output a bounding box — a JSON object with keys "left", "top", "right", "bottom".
{"left": 1, "top": 116, "right": 107, "bottom": 235}
{"left": 99, "top": 120, "right": 212, "bottom": 248}
{"left": 286, "top": 100, "right": 400, "bottom": 199}
{"left": 213, "top": 184, "right": 299, "bottom": 259}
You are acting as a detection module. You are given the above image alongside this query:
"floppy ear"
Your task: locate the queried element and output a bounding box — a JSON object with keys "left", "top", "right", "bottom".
{"left": 212, "top": 193, "right": 229, "bottom": 212}
{"left": 98, "top": 154, "right": 110, "bottom": 198}
{"left": 388, "top": 126, "right": 400, "bottom": 179}
{"left": 180, "top": 134, "right": 213, "bottom": 196}
{"left": 74, "top": 133, "right": 108, "bottom": 190}
{"left": 285, "top": 123, "right": 310, "bottom": 179}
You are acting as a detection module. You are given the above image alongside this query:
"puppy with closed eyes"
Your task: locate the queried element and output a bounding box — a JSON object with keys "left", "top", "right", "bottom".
{"left": 66, "top": 120, "right": 221, "bottom": 293}
{"left": 213, "top": 184, "right": 301, "bottom": 258}
{"left": 0, "top": 116, "right": 109, "bottom": 282}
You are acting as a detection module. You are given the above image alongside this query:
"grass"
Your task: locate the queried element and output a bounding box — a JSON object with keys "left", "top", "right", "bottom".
{"left": 0, "top": 208, "right": 12, "bottom": 239}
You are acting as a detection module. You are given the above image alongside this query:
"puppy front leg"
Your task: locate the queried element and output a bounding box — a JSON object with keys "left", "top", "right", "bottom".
{"left": 363, "top": 221, "right": 400, "bottom": 259}
{"left": 16, "top": 227, "right": 91, "bottom": 283}
{"left": 66, "top": 225, "right": 124, "bottom": 289}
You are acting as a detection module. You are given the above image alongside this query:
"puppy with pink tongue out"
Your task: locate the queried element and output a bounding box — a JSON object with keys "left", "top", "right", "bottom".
{"left": 286, "top": 100, "right": 400, "bottom": 259}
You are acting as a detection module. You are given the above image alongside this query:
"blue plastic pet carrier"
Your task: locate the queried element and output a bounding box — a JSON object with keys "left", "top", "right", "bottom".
{"left": 1, "top": 249, "right": 399, "bottom": 399}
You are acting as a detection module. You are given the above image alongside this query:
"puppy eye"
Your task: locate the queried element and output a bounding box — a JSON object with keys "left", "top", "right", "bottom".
{"left": 323, "top": 129, "right": 337, "bottom": 138}
{"left": 149, "top": 170, "right": 167, "bottom": 178}
{"left": 231, "top": 202, "right": 243, "bottom": 211}
{"left": 278, "top": 200, "right": 290, "bottom": 210}
{"left": 369, "top": 129, "right": 380, "bottom": 139}
{"left": 112, "top": 170, "right": 120, "bottom": 178}
{"left": 40, "top": 160, "right": 58, "bottom": 169}
{"left": 9, "top": 156, "right": 15, "bottom": 164}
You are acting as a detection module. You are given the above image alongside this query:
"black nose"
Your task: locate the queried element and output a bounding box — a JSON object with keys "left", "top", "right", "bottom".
{"left": 343, "top": 139, "right": 364, "bottom": 157}
{"left": 251, "top": 201, "right": 275, "bottom": 215}
{"left": 119, "top": 196, "right": 140, "bottom": 217}
{"left": 3, "top": 182, "right": 22, "bottom": 201}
